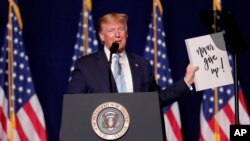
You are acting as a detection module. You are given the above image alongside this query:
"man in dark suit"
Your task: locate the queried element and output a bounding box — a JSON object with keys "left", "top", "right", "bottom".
{"left": 67, "top": 13, "right": 199, "bottom": 107}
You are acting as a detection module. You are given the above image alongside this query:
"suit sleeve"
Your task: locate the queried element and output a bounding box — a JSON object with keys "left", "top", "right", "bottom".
{"left": 158, "top": 79, "right": 193, "bottom": 107}
{"left": 141, "top": 57, "right": 192, "bottom": 107}
{"left": 67, "top": 60, "right": 87, "bottom": 94}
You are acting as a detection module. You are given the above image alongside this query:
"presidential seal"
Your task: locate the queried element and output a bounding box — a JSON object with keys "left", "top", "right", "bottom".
{"left": 91, "top": 102, "right": 130, "bottom": 140}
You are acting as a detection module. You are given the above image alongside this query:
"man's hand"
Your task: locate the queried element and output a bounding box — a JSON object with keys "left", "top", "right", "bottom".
{"left": 184, "top": 64, "right": 199, "bottom": 86}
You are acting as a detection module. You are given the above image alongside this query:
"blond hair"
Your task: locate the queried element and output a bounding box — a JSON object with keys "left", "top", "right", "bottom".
{"left": 98, "top": 13, "right": 128, "bottom": 32}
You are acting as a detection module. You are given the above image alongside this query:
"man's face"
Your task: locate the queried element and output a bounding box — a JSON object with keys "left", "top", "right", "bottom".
{"left": 99, "top": 21, "right": 128, "bottom": 53}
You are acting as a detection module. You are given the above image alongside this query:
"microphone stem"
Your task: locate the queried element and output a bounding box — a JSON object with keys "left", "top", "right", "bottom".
{"left": 109, "top": 53, "right": 114, "bottom": 92}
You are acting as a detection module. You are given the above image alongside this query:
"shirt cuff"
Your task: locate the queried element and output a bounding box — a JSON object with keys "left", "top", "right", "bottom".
{"left": 184, "top": 79, "right": 193, "bottom": 91}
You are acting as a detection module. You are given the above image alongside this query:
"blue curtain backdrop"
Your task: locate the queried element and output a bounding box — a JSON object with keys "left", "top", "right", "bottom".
{"left": 1, "top": 0, "right": 250, "bottom": 140}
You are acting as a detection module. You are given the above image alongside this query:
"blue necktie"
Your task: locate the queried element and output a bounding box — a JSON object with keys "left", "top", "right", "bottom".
{"left": 112, "top": 54, "right": 127, "bottom": 93}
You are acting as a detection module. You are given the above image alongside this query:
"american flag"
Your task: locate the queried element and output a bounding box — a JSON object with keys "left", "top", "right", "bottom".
{"left": 144, "top": 0, "right": 183, "bottom": 140}
{"left": 0, "top": 2, "right": 47, "bottom": 141}
{"left": 200, "top": 0, "right": 250, "bottom": 140}
{"left": 70, "top": 0, "right": 98, "bottom": 72}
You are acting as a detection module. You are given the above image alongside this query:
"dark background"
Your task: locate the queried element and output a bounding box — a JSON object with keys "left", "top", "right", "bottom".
{"left": 0, "top": 0, "right": 249, "bottom": 140}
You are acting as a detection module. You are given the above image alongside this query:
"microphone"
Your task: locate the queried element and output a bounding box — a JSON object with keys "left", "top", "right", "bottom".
{"left": 110, "top": 42, "right": 119, "bottom": 54}
{"left": 109, "top": 42, "right": 119, "bottom": 93}
{"left": 109, "top": 42, "right": 119, "bottom": 62}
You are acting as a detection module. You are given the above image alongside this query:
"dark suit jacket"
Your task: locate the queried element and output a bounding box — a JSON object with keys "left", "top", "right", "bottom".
{"left": 67, "top": 50, "right": 191, "bottom": 107}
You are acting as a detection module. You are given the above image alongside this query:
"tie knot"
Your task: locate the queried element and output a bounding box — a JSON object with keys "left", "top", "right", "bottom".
{"left": 112, "top": 53, "right": 121, "bottom": 63}
{"left": 113, "top": 53, "right": 119, "bottom": 58}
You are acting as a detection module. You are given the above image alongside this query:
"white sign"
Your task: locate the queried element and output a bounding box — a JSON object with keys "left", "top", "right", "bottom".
{"left": 185, "top": 32, "right": 233, "bottom": 91}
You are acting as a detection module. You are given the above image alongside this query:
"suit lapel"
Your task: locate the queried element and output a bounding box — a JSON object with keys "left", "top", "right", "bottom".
{"left": 95, "top": 50, "right": 110, "bottom": 90}
{"left": 127, "top": 53, "right": 141, "bottom": 92}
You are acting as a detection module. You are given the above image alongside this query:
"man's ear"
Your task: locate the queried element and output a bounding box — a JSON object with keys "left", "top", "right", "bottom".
{"left": 99, "top": 32, "right": 104, "bottom": 42}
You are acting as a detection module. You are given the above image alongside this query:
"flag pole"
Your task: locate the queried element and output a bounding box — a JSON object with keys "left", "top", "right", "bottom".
{"left": 7, "top": 3, "right": 16, "bottom": 141}
{"left": 212, "top": 0, "right": 221, "bottom": 140}
{"left": 153, "top": 0, "right": 163, "bottom": 82}
{"left": 82, "top": 0, "right": 89, "bottom": 55}
{"left": 234, "top": 54, "right": 239, "bottom": 124}
{"left": 153, "top": 0, "right": 158, "bottom": 81}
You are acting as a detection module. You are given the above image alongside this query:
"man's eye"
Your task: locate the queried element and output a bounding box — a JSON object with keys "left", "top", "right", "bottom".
{"left": 107, "top": 30, "right": 114, "bottom": 33}
{"left": 119, "top": 28, "right": 125, "bottom": 31}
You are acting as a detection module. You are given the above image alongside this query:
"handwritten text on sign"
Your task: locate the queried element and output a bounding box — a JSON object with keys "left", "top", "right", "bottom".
{"left": 185, "top": 32, "right": 233, "bottom": 91}
{"left": 196, "top": 44, "right": 225, "bottom": 78}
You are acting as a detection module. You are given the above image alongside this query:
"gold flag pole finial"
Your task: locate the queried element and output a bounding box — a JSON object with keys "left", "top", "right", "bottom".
{"left": 155, "top": 0, "right": 163, "bottom": 15}
{"left": 8, "top": 0, "right": 23, "bottom": 29}
{"left": 85, "top": 0, "right": 92, "bottom": 11}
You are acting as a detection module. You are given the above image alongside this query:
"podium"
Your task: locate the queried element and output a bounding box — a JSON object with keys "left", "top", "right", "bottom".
{"left": 60, "top": 92, "right": 164, "bottom": 141}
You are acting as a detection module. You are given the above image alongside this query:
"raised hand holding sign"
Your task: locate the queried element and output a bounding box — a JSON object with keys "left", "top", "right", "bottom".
{"left": 185, "top": 32, "right": 233, "bottom": 91}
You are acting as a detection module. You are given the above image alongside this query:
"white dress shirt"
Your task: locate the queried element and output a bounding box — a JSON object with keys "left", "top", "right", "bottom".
{"left": 104, "top": 47, "right": 133, "bottom": 92}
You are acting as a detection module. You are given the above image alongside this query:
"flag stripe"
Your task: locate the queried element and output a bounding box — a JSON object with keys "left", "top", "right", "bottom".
{"left": 0, "top": 124, "right": 8, "bottom": 141}
{"left": 15, "top": 115, "right": 29, "bottom": 141}
{"left": 29, "top": 96, "right": 46, "bottom": 128}
{"left": 218, "top": 110, "right": 231, "bottom": 139}
{"left": 208, "top": 117, "right": 228, "bottom": 140}
{"left": 239, "top": 90, "right": 248, "bottom": 113}
{"left": 223, "top": 101, "right": 235, "bottom": 124}
{"left": 0, "top": 106, "right": 8, "bottom": 135}
{"left": 200, "top": 109, "right": 214, "bottom": 141}
{"left": 165, "top": 106, "right": 183, "bottom": 141}
{"left": 0, "top": 88, "right": 8, "bottom": 136}
{"left": 13, "top": 130, "right": 21, "bottom": 141}
{"left": 23, "top": 101, "right": 46, "bottom": 140}
{"left": 171, "top": 103, "right": 182, "bottom": 126}
{"left": 238, "top": 93, "right": 250, "bottom": 124}
{"left": 164, "top": 115, "right": 178, "bottom": 141}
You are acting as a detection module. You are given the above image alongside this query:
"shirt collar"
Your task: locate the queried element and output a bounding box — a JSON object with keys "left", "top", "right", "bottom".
{"left": 104, "top": 45, "right": 126, "bottom": 60}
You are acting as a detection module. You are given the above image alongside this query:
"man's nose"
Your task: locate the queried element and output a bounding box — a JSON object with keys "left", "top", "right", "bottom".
{"left": 114, "top": 30, "right": 120, "bottom": 37}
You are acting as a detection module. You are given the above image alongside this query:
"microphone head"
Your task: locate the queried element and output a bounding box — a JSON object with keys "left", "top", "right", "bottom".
{"left": 110, "top": 42, "right": 119, "bottom": 53}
